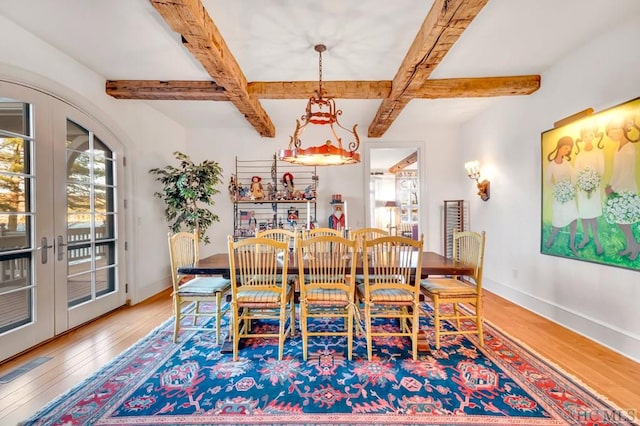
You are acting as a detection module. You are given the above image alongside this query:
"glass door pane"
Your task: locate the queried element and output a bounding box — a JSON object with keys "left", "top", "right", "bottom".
{"left": 65, "top": 121, "right": 117, "bottom": 308}
{"left": 0, "top": 101, "right": 34, "bottom": 335}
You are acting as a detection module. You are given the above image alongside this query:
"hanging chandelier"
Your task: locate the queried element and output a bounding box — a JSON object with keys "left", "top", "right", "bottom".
{"left": 278, "top": 44, "right": 360, "bottom": 166}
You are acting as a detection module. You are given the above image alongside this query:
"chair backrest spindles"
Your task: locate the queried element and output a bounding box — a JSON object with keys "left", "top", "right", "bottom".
{"left": 363, "top": 235, "right": 424, "bottom": 292}
{"left": 168, "top": 230, "right": 200, "bottom": 290}
{"left": 228, "top": 236, "right": 289, "bottom": 297}
{"left": 452, "top": 230, "right": 486, "bottom": 286}
{"left": 296, "top": 234, "right": 357, "bottom": 289}
{"left": 302, "top": 227, "right": 345, "bottom": 240}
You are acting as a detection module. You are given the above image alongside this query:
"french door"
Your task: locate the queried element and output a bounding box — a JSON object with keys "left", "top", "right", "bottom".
{"left": 0, "top": 81, "right": 126, "bottom": 361}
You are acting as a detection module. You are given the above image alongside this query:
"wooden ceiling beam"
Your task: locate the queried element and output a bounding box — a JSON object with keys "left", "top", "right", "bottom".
{"left": 148, "top": 0, "right": 275, "bottom": 137}
{"left": 247, "top": 81, "right": 391, "bottom": 99}
{"left": 416, "top": 75, "right": 540, "bottom": 98}
{"left": 106, "top": 75, "right": 538, "bottom": 100}
{"left": 106, "top": 0, "right": 540, "bottom": 134}
{"left": 106, "top": 80, "right": 228, "bottom": 100}
{"left": 389, "top": 151, "right": 418, "bottom": 174}
{"left": 368, "top": 0, "right": 489, "bottom": 138}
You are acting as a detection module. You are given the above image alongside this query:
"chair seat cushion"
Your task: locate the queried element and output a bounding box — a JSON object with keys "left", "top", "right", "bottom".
{"left": 236, "top": 289, "right": 282, "bottom": 304}
{"left": 369, "top": 288, "right": 414, "bottom": 303}
{"left": 177, "top": 276, "right": 230, "bottom": 296}
{"left": 421, "top": 278, "right": 477, "bottom": 296}
{"left": 305, "top": 288, "right": 350, "bottom": 304}
{"left": 357, "top": 283, "right": 415, "bottom": 302}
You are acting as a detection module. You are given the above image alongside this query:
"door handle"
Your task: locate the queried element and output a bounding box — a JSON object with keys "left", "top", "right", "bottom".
{"left": 38, "top": 237, "right": 53, "bottom": 264}
{"left": 57, "top": 235, "right": 67, "bottom": 261}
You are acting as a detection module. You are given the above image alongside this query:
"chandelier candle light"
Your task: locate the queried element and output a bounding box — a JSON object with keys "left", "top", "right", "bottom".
{"left": 464, "top": 160, "right": 490, "bottom": 201}
{"left": 278, "top": 44, "right": 360, "bottom": 166}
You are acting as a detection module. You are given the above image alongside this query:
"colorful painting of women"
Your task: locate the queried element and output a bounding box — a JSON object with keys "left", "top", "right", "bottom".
{"left": 574, "top": 125, "right": 605, "bottom": 255}
{"left": 544, "top": 136, "right": 579, "bottom": 255}
{"left": 603, "top": 117, "right": 640, "bottom": 261}
{"left": 541, "top": 97, "right": 640, "bottom": 271}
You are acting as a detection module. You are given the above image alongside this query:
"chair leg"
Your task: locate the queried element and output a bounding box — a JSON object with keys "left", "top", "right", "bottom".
{"left": 347, "top": 308, "right": 353, "bottom": 361}
{"left": 412, "top": 304, "right": 419, "bottom": 360}
{"left": 289, "top": 290, "right": 296, "bottom": 337}
{"left": 365, "top": 304, "right": 373, "bottom": 360}
{"left": 215, "top": 292, "right": 222, "bottom": 345}
{"left": 476, "top": 298, "right": 484, "bottom": 346}
{"left": 433, "top": 297, "right": 442, "bottom": 350}
{"left": 232, "top": 304, "right": 240, "bottom": 361}
{"left": 453, "top": 303, "right": 462, "bottom": 329}
{"left": 301, "top": 301, "right": 308, "bottom": 361}
{"left": 173, "top": 296, "right": 181, "bottom": 343}
{"left": 278, "top": 305, "right": 286, "bottom": 360}
{"left": 193, "top": 301, "right": 200, "bottom": 326}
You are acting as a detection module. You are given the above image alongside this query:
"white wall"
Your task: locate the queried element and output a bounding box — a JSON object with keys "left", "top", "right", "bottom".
{"left": 460, "top": 17, "right": 640, "bottom": 361}
{"left": 4, "top": 7, "right": 636, "bottom": 362}
{"left": 186, "top": 125, "right": 463, "bottom": 259}
{"left": 0, "top": 15, "right": 186, "bottom": 303}
{"left": 0, "top": 13, "right": 463, "bottom": 306}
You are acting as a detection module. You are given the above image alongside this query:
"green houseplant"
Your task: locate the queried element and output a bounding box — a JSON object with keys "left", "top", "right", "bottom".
{"left": 149, "top": 151, "right": 224, "bottom": 244}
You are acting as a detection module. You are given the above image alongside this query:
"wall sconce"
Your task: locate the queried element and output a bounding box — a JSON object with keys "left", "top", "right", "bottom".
{"left": 464, "top": 160, "right": 490, "bottom": 201}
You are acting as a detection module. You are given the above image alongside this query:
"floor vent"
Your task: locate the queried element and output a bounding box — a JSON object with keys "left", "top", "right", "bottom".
{"left": 0, "top": 356, "right": 53, "bottom": 384}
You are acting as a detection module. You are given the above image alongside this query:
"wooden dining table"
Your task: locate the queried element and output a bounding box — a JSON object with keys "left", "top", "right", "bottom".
{"left": 178, "top": 251, "right": 473, "bottom": 278}
{"left": 178, "top": 250, "right": 472, "bottom": 355}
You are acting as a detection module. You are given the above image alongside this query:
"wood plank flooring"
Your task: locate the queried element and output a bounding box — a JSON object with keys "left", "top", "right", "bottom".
{"left": 0, "top": 289, "right": 638, "bottom": 425}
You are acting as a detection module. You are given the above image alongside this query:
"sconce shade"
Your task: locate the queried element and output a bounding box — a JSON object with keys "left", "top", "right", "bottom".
{"left": 465, "top": 160, "right": 481, "bottom": 180}
{"left": 464, "top": 160, "right": 490, "bottom": 201}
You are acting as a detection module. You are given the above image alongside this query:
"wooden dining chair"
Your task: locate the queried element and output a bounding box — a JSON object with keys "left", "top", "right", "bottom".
{"left": 295, "top": 234, "right": 358, "bottom": 360}
{"left": 349, "top": 227, "right": 389, "bottom": 244}
{"left": 168, "top": 231, "right": 231, "bottom": 344}
{"left": 302, "top": 227, "right": 345, "bottom": 239}
{"left": 255, "top": 228, "right": 296, "bottom": 250}
{"left": 420, "top": 230, "right": 486, "bottom": 349}
{"left": 348, "top": 227, "right": 389, "bottom": 285}
{"left": 227, "top": 236, "right": 295, "bottom": 361}
{"left": 358, "top": 234, "right": 424, "bottom": 360}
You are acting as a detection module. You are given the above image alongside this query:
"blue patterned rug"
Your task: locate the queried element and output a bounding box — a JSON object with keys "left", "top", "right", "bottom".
{"left": 21, "top": 303, "right": 636, "bottom": 425}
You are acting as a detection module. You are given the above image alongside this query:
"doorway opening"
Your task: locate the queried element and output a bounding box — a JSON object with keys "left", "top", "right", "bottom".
{"left": 366, "top": 145, "right": 421, "bottom": 239}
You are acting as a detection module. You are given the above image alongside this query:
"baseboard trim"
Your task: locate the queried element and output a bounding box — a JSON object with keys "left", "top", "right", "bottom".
{"left": 484, "top": 278, "right": 640, "bottom": 363}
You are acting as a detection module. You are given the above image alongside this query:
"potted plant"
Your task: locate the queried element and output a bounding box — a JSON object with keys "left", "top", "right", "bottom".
{"left": 149, "top": 151, "right": 224, "bottom": 244}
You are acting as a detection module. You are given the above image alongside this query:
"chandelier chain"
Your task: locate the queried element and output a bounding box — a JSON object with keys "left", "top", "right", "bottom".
{"left": 318, "top": 48, "right": 323, "bottom": 99}
{"left": 279, "top": 43, "right": 360, "bottom": 166}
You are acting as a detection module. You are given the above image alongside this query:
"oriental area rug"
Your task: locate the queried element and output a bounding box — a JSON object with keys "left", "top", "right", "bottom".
{"left": 21, "top": 304, "right": 636, "bottom": 426}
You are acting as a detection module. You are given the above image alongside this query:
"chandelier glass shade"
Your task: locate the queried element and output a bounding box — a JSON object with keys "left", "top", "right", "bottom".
{"left": 278, "top": 44, "right": 360, "bottom": 166}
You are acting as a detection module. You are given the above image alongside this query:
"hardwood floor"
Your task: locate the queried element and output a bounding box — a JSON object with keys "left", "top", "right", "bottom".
{"left": 0, "top": 289, "right": 638, "bottom": 425}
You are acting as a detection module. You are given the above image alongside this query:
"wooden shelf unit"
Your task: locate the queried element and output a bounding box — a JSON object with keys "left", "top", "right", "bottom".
{"left": 232, "top": 155, "right": 317, "bottom": 240}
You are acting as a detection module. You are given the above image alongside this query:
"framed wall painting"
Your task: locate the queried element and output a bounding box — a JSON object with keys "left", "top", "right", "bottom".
{"left": 540, "top": 97, "right": 640, "bottom": 270}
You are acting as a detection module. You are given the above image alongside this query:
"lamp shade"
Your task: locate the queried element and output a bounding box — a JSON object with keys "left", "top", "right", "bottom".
{"left": 385, "top": 200, "right": 397, "bottom": 208}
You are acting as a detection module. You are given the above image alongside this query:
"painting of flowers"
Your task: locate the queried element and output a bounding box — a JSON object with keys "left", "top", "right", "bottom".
{"left": 541, "top": 97, "right": 640, "bottom": 270}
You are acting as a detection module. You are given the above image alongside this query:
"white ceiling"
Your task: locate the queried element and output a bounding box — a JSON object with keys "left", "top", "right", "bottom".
{"left": 1, "top": 0, "right": 639, "bottom": 136}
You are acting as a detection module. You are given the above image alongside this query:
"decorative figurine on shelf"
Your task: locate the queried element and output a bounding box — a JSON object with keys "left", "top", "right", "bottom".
{"left": 228, "top": 174, "right": 238, "bottom": 202}
{"left": 266, "top": 182, "right": 275, "bottom": 201}
{"left": 328, "top": 198, "right": 345, "bottom": 231}
{"left": 287, "top": 207, "right": 299, "bottom": 228}
{"left": 248, "top": 210, "right": 257, "bottom": 234}
{"left": 250, "top": 175, "right": 264, "bottom": 200}
{"left": 282, "top": 172, "right": 295, "bottom": 199}
{"left": 303, "top": 184, "right": 316, "bottom": 200}
{"left": 237, "top": 183, "right": 248, "bottom": 200}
